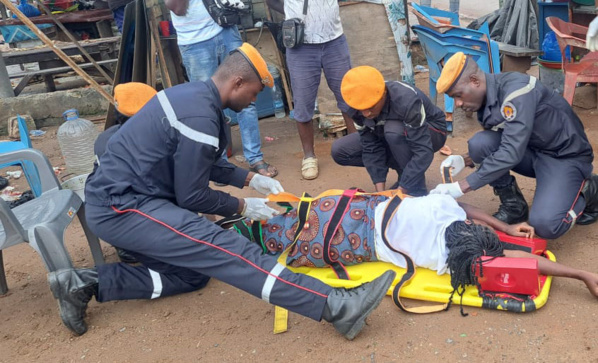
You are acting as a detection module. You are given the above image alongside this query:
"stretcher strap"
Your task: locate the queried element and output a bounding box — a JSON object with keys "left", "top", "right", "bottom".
{"left": 322, "top": 189, "right": 358, "bottom": 280}
{"left": 381, "top": 195, "right": 449, "bottom": 314}
{"left": 273, "top": 192, "right": 312, "bottom": 334}
{"left": 291, "top": 192, "right": 312, "bottom": 245}
{"left": 267, "top": 189, "right": 404, "bottom": 204}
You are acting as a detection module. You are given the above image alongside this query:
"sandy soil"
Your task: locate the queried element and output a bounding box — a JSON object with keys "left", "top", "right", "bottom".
{"left": 1, "top": 72, "right": 598, "bottom": 362}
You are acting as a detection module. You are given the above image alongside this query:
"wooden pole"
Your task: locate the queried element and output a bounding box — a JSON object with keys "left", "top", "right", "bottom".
{"left": 34, "top": 0, "right": 114, "bottom": 84}
{"left": 0, "top": 52, "right": 14, "bottom": 98}
{"left": 147, "top": 6, "right": 172, "bottom": 88}
{"left": 0, "top": 0, "right": 115, "bottom": 105}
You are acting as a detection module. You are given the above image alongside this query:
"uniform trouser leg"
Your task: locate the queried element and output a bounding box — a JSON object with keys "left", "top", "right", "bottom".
{"left": 383, "top": 122, "right": 447, "bottom": 193}
{"left": 86, "top": 198, "right": 332, "bottom": 321}
{"left": 96, "top": 253, "right": 211, "bottom": 301}
{"left": 331, "top": 132, "right": 401, "bottom": 173}
{"left": 528, "top": 154, "right": 591, "bottom": 239}
{"left": 468, "top": 130, "right": 536, "bottom": 187}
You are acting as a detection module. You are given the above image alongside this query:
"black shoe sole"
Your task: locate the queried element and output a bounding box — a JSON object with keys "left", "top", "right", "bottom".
{"left": 344, "top": 270, "right": 396, "bottom": 340}
{"left": 577, "top": 214, "right": 598, "bottom": 226}
{"left": 48, "top": 272, "right": 87, "bottom": 336}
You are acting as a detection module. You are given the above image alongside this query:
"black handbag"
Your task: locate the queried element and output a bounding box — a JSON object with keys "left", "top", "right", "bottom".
{"left": 281, "top": 0, "right": 308, "bottom": 48}
{"left": 203, "top": 0, "right": 243, "bottom": 28}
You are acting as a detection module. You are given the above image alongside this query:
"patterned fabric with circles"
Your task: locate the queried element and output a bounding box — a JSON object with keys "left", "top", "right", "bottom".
{"left": 261, "top": 195, "right": 389, "bottom": 268}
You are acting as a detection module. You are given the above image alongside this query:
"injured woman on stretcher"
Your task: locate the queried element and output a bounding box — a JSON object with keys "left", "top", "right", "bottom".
{"left": 225, "top": 193, "right": 598, "bottom": 299}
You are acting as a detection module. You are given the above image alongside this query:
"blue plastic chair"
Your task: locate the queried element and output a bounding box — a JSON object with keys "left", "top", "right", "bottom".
{"left": 414, "top": 25, "right": 500, "bottom": 74}
{"left": 412, "top": 25, "right": 500, "bottom": 131}
{"left": 411, "top": 3, "right": 460, "bottom": 26}
{"left": 0, "top": 115, "right": 42, "bottom": 196}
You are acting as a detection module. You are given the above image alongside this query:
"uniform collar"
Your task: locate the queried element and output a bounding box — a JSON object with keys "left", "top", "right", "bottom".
{"left": 376, "top": 86, "right": 391, "bottom": 121}
{"left": 206, "top": 79, "right": 223, "bottom": 110}
{"left": 480, "top": 73, "right": 497, "bottom": 122}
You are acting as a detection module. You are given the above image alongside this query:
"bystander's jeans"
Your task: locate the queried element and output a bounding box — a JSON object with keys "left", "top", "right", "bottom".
{"left": 179, "top": 26, "right": 264, "bottom": 165}
{"left": 420, "top": 0, "right": 459, "bottom": 14}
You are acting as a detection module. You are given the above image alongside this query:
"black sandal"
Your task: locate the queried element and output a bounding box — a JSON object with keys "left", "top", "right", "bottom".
{"left": 249, "top": 160, "right": 278, "bottom": 178}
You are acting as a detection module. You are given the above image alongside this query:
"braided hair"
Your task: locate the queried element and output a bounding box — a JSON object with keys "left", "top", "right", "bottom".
{"left": 444, "top": 220, "right": 504, "bottom": 316}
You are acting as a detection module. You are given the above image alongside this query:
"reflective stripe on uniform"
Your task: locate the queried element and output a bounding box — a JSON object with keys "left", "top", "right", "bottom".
{"left": 157, "top": 90, "right": 220, "bottom": 151}
{"left": 502, "top": 76, "right": 537, "bottom": 106}
{"left": 148, "top": 268, "right": 163, "bottom": 299}
{"left": 418, "top": 103, "right": 426, "bottom": 127}
{"left": 491, "top": 122, "right": 505, "bottom": 131}
{"left": 261, "top": 263, "right": 285, "bottom": 303}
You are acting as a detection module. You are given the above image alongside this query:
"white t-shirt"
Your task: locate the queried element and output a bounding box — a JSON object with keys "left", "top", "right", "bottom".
{"left": 284, "top": 0, "right": 343, "bottom": 44}
{"left": 171, "top": 0, "right": 223, "bottom": 46}
{"left": 374, "top": 194, "right": 467, "bottom": 274}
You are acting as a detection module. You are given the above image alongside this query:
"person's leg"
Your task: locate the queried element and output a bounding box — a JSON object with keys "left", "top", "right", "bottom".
{"left": 178, "top": 35, "right": 220, "bottom": 82}
{"left": 528, "top": 155, "right": 592, "bottom": 239}
{"left": 429, "top": 126, "right": 448, "bottom": 152}
{"left": 52, "top": 198, "right": 395, "bottom": 340}
{"left": 112, "top": 6, "right": 126, "bottom": 33}
{"left": 220, "top": 27, "right": 276, "bottom": 176}
{"left": 95, "top": 252, "right": 211, "bottom": 302}
{"left": 467, "top": 130, "right": 512, "bottom": 187}
{"left": 383, "top": 121, "right": 429, "bottom": 196}
{"left": 286, "top": 44, "right": 323, "bottom": 179}
{"left": 449, "top": 0, "right": 460, "bottom": 14}
{"left": 85, "top": 198, "right": 331, "bottom": 317}
{"left": 468, "top": 130, "right": 532, "bottom": 224}
{"left": 331, "top": 132, "right": 364, "bottom": 167}
{"left": 321, "top": 35, "right": 356, "bottom": 134}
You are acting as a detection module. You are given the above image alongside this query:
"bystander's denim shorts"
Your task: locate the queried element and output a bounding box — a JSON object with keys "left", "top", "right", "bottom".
{"left": 286, "top": 34, "right": 352, "bottom": 123}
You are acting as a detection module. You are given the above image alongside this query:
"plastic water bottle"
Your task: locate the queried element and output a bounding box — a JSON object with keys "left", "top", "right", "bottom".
{"left": 268, "top": 65, "right": 286, "bottom": 118}
{"left": 57, "top": 109, "right": 99, "bottom": 176}
{"left": 272, "top": 83, "right": 286, "bottom": 119}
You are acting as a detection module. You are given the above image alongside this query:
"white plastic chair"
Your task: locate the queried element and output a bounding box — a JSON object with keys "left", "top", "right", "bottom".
{"left": 0, "top": 148, "right": 104, "bottom": 294}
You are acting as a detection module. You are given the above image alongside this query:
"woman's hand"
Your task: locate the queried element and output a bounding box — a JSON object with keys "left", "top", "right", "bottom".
{"left": 505, "top": 222, "right": 535, "bottom": 238}
{"left": 580, "top": 271, "right": 598, "bottom": 299}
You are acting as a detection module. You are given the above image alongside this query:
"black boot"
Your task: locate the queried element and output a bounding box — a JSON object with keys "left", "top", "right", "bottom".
{"left": 578, "top": 174, "right": 598, "bottom": 225}
{"left": 493, "top": 178, "right": 529, "bottom": 224}
{"left": 48, "top": 268, "right": 98, "bottom": 336}
{"left": 322, "top": 270, "right": 396, "bottom": 340}
{"left": 115, "top": 247, "right": 139, "bottom": 264}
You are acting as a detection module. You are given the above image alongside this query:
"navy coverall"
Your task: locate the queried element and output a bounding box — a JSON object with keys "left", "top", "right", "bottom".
{"left": 467, "top": 73, "right": 594, "bottom": 239}
{"left": 84, "top": 80, "right": 331, "bottom": 320}
{"left": 331, "top": 81, "right": 447, "bottom": 196}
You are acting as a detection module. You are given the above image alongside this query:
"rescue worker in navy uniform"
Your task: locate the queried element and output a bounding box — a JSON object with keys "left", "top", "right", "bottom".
{"left": 430, "top": 52, "right": 598, "bottom": 239}
{"left": 47, "top": 43, "right": 396, "bottom": 340}
{"left": 331, "top": 66, "right": 447, "bottom": 196}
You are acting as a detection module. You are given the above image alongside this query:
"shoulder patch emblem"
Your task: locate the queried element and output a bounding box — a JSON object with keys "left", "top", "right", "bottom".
{"left": 501, "top": 102, "right": 516, "bottom": 121}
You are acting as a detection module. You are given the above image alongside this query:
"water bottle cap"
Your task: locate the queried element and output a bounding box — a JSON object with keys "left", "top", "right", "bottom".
{"left": 63, "top": 109, "right": 79, "bottom": 121}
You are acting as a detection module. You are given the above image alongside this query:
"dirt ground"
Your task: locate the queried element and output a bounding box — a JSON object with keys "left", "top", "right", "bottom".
{"left": 1, "top": 72, "right": 598, "bottom": 363}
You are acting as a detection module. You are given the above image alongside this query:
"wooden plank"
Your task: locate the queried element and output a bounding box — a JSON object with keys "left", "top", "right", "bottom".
{"left": 9, "top": 59, "right": 117, "bottom": 78}
{"left": 264, "top": 5, "right": 293, "bottom": 110}
{"left": 96, "top": 20, "right": 114, "bottom": 38}
{"left": 34, "top": 0, "right": 114, "bottom": 84}
{"left": 0, "top": 0, "right": 115, "bottom": 105}
{"left": 497, "top": 42, "right": 543, "bottom": 57}
{"left": 148, "top": 6, "right": 172, "bottom": 88}
{"left": 2, "top": 37, "right": 120, "bottom": 65}
{"left": 13, "top": 74, "right": 33, "bottom": 96}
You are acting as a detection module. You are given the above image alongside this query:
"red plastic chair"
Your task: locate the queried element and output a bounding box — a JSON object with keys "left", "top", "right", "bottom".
{"left": 546, "top": 17, "right": 598, "bottom": 106}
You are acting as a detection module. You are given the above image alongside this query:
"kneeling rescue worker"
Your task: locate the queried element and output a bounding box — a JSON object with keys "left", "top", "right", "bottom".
{"left": 47, "top": 43, "right": 396, "bottom": 341}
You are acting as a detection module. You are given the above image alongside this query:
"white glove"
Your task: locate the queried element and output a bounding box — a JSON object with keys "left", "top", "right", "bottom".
{"left": 242, "top": 198, "right": 279, "bottom": 221}
{"left": 429, "top": 182, "right": 464, "bottom": 199}
{"left": 440, "top": 155, "right": 466, "bottom": 179}
{"left": 587, "top": 17, "right": 598, "bottom": 51}
{"left": 248, "top": 174, "right": 284, "bottom": 196}
{"left": 218, "top": 0, "right": 245, "bottom": 10}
